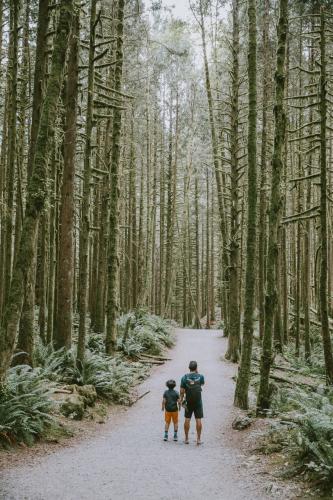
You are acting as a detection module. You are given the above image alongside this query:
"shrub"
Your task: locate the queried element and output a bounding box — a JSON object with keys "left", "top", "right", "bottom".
{"left": 35, "top": 344, "right": 148, "bottom": 404}
{"left": 267, "top": 386, "right": 333, "bottom": 494}
{"left": 0, "top": 366, "right": 55, "bottom": 446}
{"left": 119, "top": 310, "right": 174, "bottom": 356}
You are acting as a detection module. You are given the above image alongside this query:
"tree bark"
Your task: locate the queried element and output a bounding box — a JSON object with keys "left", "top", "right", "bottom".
{"left": 257, "top": 0, "right": 289, "bottom": 413}
{"left": 0, "top": 0, "right": 74, "bottom": 382}
{"left": 54, "top": 10, "right": 79, "bottom": 349}
{"left": 234, "top": 0, "right": 258, "bottom": 409}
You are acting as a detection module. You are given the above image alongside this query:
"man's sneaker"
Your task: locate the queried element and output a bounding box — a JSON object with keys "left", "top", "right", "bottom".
{"left": 173, "top": 433, "right": 178, "bottom": 442}
{"left": 164, "top": 433, "right": 168, "bottom": 441}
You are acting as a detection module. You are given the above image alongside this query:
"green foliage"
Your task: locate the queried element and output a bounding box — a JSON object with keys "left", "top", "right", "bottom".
{"left": 77, "top": 353, "right": 146, "bottom": 403}
{"left": 282, "top": 327, "right": 325, "bottom": 377}
{"left": 118, "top": 310, "right": 174, "bottom": 357}
{"left": 267, "top": 386, "right": 333, "bottom": 494}
{"left": 34, "top": 344, "right": 147, "bottom": 404}
{"left": 1, "top": 312, "right": 172, "bottom": 448}
{"left": 0, "top": 366, "right": 55, "bottom": 446}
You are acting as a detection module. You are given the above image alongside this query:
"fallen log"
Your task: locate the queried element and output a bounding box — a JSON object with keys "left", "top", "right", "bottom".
{"left": 138, "top": 359, "right": 165, "bottom": 365}
{"left": 250, "top": 369, "right": 318, "bottom": 389}
{"left": 252, "top": 359, "right": 325, "bottom": 380}
{"left": 140, "top": 353, "right": 171, "bottom": 361}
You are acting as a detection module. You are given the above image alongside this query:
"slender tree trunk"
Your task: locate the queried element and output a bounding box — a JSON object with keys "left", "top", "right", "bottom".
{"left": 105, "top": 0, "right": 125, "bottom": 354}
{"left": 77, "top": 0, "right": 98, "bottom": 362}
{"left": 258, "top": 0, "right": 270, "bottom": 341}
{"left": 54, "top": 11, "right": 79, "bottom": 349}
{"left": 198, "top": 0, "right": 229, "bottom": 338}
{"left": 319, "top": 6, "right": 333, "bottom": 384}
{"left": 4, "top": 0, "right": 20, "bottom": 307}
{"left": 257, "top": 0, "right": 289, "bottom": 413}
{"left": 17, "top": 0, "right": 50, "bottom": 357}
{"left": 234, "top": 0, "right": 258, "bottom": 409}
{"left": 226, "top": 0, "right": 240, "bottom": 361}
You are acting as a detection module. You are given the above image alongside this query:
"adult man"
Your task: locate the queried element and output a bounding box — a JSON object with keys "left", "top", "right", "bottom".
{"left": 179, "top": 360, "right": 205, "bottom": 445}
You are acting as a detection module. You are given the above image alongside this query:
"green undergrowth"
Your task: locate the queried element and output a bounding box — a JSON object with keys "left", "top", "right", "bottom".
{"left": 0, "top": 366, "right": 57, "bottom": 447}
{"left": 260, "top": 381, "right": 333, "bottom": 494}
{"left": 252, "top": 325, "right": 333, "bottom": 495}
{"left": 0, "top": 311, "right": 174, "bottom": 448}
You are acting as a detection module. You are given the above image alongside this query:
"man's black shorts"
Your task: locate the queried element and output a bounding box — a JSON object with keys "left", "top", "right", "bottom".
{"left": 185, "top": 403, "right": 203, "bottom": 419}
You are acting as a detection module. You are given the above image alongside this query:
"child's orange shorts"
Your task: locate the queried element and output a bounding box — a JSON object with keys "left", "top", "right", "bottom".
{"left": 165, "top": 411, "right": 178, "bottom": 425}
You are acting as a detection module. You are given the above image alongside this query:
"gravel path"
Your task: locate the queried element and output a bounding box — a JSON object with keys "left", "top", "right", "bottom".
{"left": 0, "top": 329, "right": 273, "bottom": 500}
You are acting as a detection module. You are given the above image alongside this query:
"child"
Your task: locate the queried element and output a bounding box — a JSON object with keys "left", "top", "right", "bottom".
{"left": 162, "top": 379, "right": 180, "bottom": 441}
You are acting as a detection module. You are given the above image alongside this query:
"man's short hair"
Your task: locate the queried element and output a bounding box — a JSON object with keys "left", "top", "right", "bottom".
{"left": 189, "top": 360, "right": 198, "bottom": 371}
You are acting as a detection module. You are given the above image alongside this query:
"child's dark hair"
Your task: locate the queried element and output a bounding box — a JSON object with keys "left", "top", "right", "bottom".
{"left": 166, "top": 379, "right": 176, "bottom": 389}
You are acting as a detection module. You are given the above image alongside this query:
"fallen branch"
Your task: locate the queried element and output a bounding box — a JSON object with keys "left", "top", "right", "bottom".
{"left": 128, "top": 391, "right": 150, "bottom": 407}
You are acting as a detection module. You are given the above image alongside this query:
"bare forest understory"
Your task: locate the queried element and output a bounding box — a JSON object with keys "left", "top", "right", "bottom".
{"left": 1, "top": 0, "right": 333, "bottom": 497}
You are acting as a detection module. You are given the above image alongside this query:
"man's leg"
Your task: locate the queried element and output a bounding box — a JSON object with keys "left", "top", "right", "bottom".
{"left": 184, "top": 417, "right": 190, "bottom": 443}
{"left": 195, "top": 418, "right": 202, "bottom": 444}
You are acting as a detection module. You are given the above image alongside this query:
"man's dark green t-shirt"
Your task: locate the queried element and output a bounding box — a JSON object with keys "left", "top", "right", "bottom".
{"left": 163, "top": 389, "right": 179, "bottom": 412}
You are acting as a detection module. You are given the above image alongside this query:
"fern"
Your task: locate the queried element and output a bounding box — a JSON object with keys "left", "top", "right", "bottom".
{"left": 268, "top": 386, "right": 333, "bottom": 493}
{"left": 0, "top": 366, "right": 55, "bottom": 446}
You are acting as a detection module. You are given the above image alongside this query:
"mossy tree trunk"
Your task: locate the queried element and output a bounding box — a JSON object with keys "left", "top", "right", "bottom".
{"left": 257, "top": 0, "right": 289, "bottom": 413}
{"left": 225, "top": 0, "right": 240, "bottom": 362}
{"left": 258, "top": 0, "right": 271, "bottom": 341}
{"left": 0, "top": 0, "right": 74, "bottom": 382}
{"left": 105, "top": 0, "right": 125, "bottom": 355}
{"left": 319, "top": 6, "right": 333, "bottom": 384}
{"left": 198, "top": 0, "right": 229, "bottom": 338}
{"left": 16, "top": 0, "right": 50, "bottom": 360}
{"left": 234, "top": 0, "right": 258, "bottom": 409}
{"left": 54, "top": 10, "right": 79, "bottom": 350}
{"left": 77, "top": 0, "right": 98, "bottom": 363}
{"left": 4, "top": 0, "right": 20, "bottom": 308}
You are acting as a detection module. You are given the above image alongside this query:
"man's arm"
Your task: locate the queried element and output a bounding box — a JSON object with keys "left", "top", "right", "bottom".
{"left": 162, "top": 397, "right": 166, "bottom": 411}
{"left": 179, "top": 387, "right": 185, "bottom": 405}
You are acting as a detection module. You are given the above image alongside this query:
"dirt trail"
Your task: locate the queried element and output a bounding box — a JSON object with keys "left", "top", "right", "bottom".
{"left": 1, "top": 329, "right": 285, "bottom": 500}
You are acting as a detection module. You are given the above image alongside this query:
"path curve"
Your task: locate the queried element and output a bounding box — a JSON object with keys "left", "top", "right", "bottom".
{"left": 1, "top": 329, "right": 273, "bottom": 500}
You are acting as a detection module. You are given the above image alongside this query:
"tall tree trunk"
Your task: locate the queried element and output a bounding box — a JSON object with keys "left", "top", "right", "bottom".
{"left": 17, "top": 0, "right": 50, "bottom": 358}
{"left": 234, "top": 0, "right": 258, "bottom": 409}
{"left": 258, "top": 0, "right": 271, "bottom": 341}
{"left": 257, "top": 0, "right": 289, "bottom": 413}
{"left": 105, "top": 0, "right": 125, "bottom": 354}
{"left": 54, "top": 11, "right": 79, "bottom": 349}
{"left": 226, "top": 0, "right": 240, "bottom": 361}
{"left": 198, "top": 0, "right": 229, "bottom": 338}
{"left": 319, "top": 6, "right": 333, "bottom": 384}
{"left": 0, "top": 0, "right": 74, "bottom": 382}
{"left": 77, "top": 0, "right": 98, "bottom": 362}
{"left": 4, "top": 0, "right": 20, "bottom": 307}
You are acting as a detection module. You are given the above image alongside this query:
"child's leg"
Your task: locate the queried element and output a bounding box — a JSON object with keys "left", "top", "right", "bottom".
{"left": 172, "top": 412, "right": 179, "bottom": 441}
{"left": 173, "top": 412, "right": 179, "bottom": 432}
{"left": 165, "top": 411, "right": 171, "bottom": 432}
{"left": 164, "top": 412, "right": 171, "bottom": 440}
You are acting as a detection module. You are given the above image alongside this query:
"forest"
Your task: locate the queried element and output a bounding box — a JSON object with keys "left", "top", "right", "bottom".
{"left": 0, "top": 0, "right": 333, "bottom": 497}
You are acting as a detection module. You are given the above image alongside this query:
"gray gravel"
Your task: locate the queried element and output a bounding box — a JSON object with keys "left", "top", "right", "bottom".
{"left": 0, "top": 329, "right": 273, "bottom": 500}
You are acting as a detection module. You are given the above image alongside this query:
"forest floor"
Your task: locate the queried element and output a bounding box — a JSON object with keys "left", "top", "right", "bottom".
{"left": 0, "top": 329, "right": 304, "bottom": 500}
